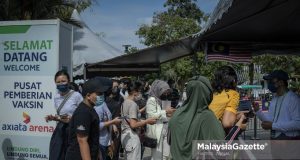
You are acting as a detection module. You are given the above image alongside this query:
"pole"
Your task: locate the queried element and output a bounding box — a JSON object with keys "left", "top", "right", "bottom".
{"left": 250, "top": 63, "right": 260, "bottom": 140}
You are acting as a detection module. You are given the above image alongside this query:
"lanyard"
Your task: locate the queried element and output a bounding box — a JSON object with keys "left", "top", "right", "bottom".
{"left": 272, "top": 93, "right": 287, "bottom": 123}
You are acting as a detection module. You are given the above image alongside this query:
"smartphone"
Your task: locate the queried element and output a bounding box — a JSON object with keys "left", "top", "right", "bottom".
{"left": 59, "top": 114, "right": 69, "bottom": 119}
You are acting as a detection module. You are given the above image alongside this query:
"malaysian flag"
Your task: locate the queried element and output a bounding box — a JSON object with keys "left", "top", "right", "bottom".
{"left": 205, "top": 42, "right": 252, "bottom": 63}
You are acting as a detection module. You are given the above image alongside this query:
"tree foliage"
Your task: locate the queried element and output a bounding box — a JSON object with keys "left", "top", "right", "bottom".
{"left": 137, "top": 13, "right": 200, "bottom": 46}
{"left": 136, "top": 0, "right": 229, "bottom": 88}
{"left": 253, "top": 54, "right": 300, "bottom": 92}
{"left": 252, "top": 54, "right": 300, "bottom": 75}
{"left": 0, "top": 0, "right": 92, "bottom": 25}
{"left": 163, "top": 0, "right": 204, "bottom": 24}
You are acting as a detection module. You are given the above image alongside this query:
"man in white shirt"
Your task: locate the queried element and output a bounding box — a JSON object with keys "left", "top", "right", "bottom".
{"left": 254, "top": 70, "right": 300, "bottom": 140}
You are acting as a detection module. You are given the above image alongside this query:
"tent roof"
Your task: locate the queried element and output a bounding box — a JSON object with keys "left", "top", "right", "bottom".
{"left": 196, "top": 0, "right": 300, "bottom": 51}
{"left": 85, "top": 0, "right": 300, "bottom": 77}
{"left": 72, "top": 10, "right": 124, "bottom": 77}
{"left": 86, "top": 36, "right": 197, "bottom": 77}
{"left": 198, "top": 0, "right": 300, "bottom": 42}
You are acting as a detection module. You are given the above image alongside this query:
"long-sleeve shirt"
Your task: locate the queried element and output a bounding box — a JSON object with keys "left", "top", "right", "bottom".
{"left": 256, "top": 90, "right": 300, "bottom": 138}
{"left": 94, "top": 102, "right": 112, "bottom": 146}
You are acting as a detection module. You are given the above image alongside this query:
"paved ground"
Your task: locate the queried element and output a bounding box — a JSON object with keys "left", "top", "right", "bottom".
{"left": 121, "top": 117, "right": 271, "bottom": 159}
{"left": 140, "top": 130, "right": 271, "bottom": 159}
{"left": 142, "top": 148, "right": 152, "bottom": 160}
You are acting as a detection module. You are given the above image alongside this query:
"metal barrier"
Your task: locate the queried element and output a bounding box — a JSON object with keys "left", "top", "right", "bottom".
{"left": 243, "top": 116, "right": 270, "bottom": 140}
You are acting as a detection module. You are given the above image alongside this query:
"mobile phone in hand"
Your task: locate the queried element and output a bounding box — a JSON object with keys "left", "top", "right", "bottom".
{"left": 60, "top": 114, "right": 69, "bottom": 119}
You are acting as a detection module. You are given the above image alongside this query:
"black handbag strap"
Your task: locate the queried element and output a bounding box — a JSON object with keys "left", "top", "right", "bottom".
{"left": 121, "top": 102, "right": 137, "bottom": 132}
{"left": 121, "top": 103, "right": 131, "bottom": 127}
{"left": 57, "top": 90, "right": 75, "bottom": 115}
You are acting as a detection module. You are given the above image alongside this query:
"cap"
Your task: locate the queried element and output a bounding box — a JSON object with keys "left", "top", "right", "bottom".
{"left": 263, "top": 70, "right": 289, "bottom": 81}
{"left": 82, "top": 78, "right": 108, "bottom": 97}
{"left": 94, "top": 76, "right": 112, "bottom": 90}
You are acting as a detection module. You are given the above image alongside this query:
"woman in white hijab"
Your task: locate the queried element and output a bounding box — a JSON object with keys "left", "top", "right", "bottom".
{"left": 146, "top": 80, "right": 177, "bottom": 160}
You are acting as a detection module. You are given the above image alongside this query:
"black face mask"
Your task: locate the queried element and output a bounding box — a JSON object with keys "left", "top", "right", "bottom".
{"left": 160, "top": 94, "right": 169, "bottom": 101}
{"left": 112, "top": 87, "right": 119, "bottom": 95}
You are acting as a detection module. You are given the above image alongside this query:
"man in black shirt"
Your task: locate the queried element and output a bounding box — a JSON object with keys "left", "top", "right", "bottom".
{"left": 66, "top": 78, "right": 108, "bottom": 160}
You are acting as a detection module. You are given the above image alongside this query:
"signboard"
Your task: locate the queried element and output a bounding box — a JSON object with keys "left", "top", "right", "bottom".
{"left": 0, "top": 20, "right": 72, "bottom": 160}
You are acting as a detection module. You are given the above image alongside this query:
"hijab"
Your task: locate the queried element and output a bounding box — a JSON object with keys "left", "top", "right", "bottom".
{"left": 169, "top": 76, "right": 225, "bottom": 160}
{"left": 149, "top": 80, "right": 170, "bottom": 105}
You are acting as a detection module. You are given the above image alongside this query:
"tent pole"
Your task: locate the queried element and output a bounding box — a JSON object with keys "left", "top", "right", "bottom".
{"left": 250, "top": 63, "right": 259, "bottom": 140}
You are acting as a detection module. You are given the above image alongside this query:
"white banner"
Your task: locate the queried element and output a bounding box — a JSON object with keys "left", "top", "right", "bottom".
{"left": 0, "top": 21, "right": 60, "bottom": 160}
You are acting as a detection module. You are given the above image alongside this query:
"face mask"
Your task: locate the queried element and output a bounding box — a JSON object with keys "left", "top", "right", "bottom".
{"left": 96, "top": 95, "right": 105, "bottom": 106}
{"left": 57, "top": 84, "right": 69, "bottom": 93}
{"left": 112, "top": 87, "right": 119, "bottom": 95}
{"left": 135, "top": 94, "right": 142, "bottom": 101}
{"left": 160, "top": 94, "right": 169, "bottom": 101}
{"left": 267, "top": 82, "right": 277, "bottom": 93}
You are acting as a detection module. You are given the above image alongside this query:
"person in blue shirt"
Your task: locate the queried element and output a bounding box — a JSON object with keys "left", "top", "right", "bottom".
{"left": 254, "top": 70, "right": 300, "bottom": 159}
{"left": 93, "top": 77, "right": 122, "bottom": 160}
{"left": 94, "top": 95, "right": 121, "bottom": 160}
{"left": 254, "top": 70, "right": 300, "bottom": 140}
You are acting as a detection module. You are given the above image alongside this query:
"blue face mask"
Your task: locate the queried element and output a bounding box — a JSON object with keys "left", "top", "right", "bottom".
{"left": 267, "top": 82, "right": 277, "bottom": 93}
{"left": 96, "top": 95, "right": 105, "bottom": 106}
{"left": 57, "top": 84, "right": 69, "bottom": 93}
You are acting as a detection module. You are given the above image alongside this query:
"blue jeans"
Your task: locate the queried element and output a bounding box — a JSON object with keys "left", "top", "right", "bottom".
{"left": 99, "top": 144, "right": 108, "bottom": 160}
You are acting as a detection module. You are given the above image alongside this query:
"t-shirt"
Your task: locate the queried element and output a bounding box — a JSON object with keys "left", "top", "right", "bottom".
{"left": 65, "top": 102, "right": 100, "bottom": 160}
{"left": 106, "top": 97, "right": 121, "bottom": 118}
{"left": 54, "top": 90, "right": 83, "bottom": 116}
{"left": 94, "top": 102, "right": 112, "bottom": 146}
{"left": 121, "top": 99, "right": 139, "bottom": 131}
{"left": 209, "top": 89, "right": 240, "bottom": 120}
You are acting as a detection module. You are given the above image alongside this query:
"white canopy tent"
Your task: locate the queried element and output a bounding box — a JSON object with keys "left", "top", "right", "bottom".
{"left": 71, "top": 10, "right": 124, "bottom": 77}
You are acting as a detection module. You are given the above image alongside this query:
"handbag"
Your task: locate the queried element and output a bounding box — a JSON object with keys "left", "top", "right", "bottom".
{"left": 142, "top": 135, "right": 157, "bottom": 148}
{"left": 142, "top": 97, "right": 160, "bottom": 148}
{"left": 49, "top": 90, "right": 74, "bottom": 160}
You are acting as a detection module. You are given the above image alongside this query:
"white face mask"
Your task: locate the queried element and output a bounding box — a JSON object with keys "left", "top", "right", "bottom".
{"left": 135, "top": 93, "right": 142, "bottom": 101}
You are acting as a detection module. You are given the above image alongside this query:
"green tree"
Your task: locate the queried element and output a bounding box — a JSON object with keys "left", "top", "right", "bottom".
{"left": 137, "top": 13, "right": 200, "bottom": 46}
{"left": 252, "top": 54, "right": 300, "bottom": 92}
{"left": 136, "top": 0, "right": 229, "bottom": 89}
{"left": 252, "top": 54, "right": 300, "bottom": 74}
{"left": 0, "top": 0, "right": 92, "bottom": 25}
{"left": 163, "top": 0, "right": 204, "bottom": 24}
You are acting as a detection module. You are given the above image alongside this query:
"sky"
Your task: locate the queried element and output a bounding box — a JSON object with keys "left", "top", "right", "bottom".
{"left": 80, "top": 0, "right": 219, "bottom": 52}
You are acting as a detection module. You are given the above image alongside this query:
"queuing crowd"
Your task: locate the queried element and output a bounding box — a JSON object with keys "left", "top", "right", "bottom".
{"left": 46, "top": 66, "right": 300, "bottom": 160}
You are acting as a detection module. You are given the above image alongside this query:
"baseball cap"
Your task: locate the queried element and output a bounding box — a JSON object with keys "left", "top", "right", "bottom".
{"left": 82, "top": 78, "right": 108, "bottom": 97}
{"left": 94, "top": 76, "right": 112, "bottom": 90}
{"left": 263, "top": 70, "right": 289, "bottom": 81}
